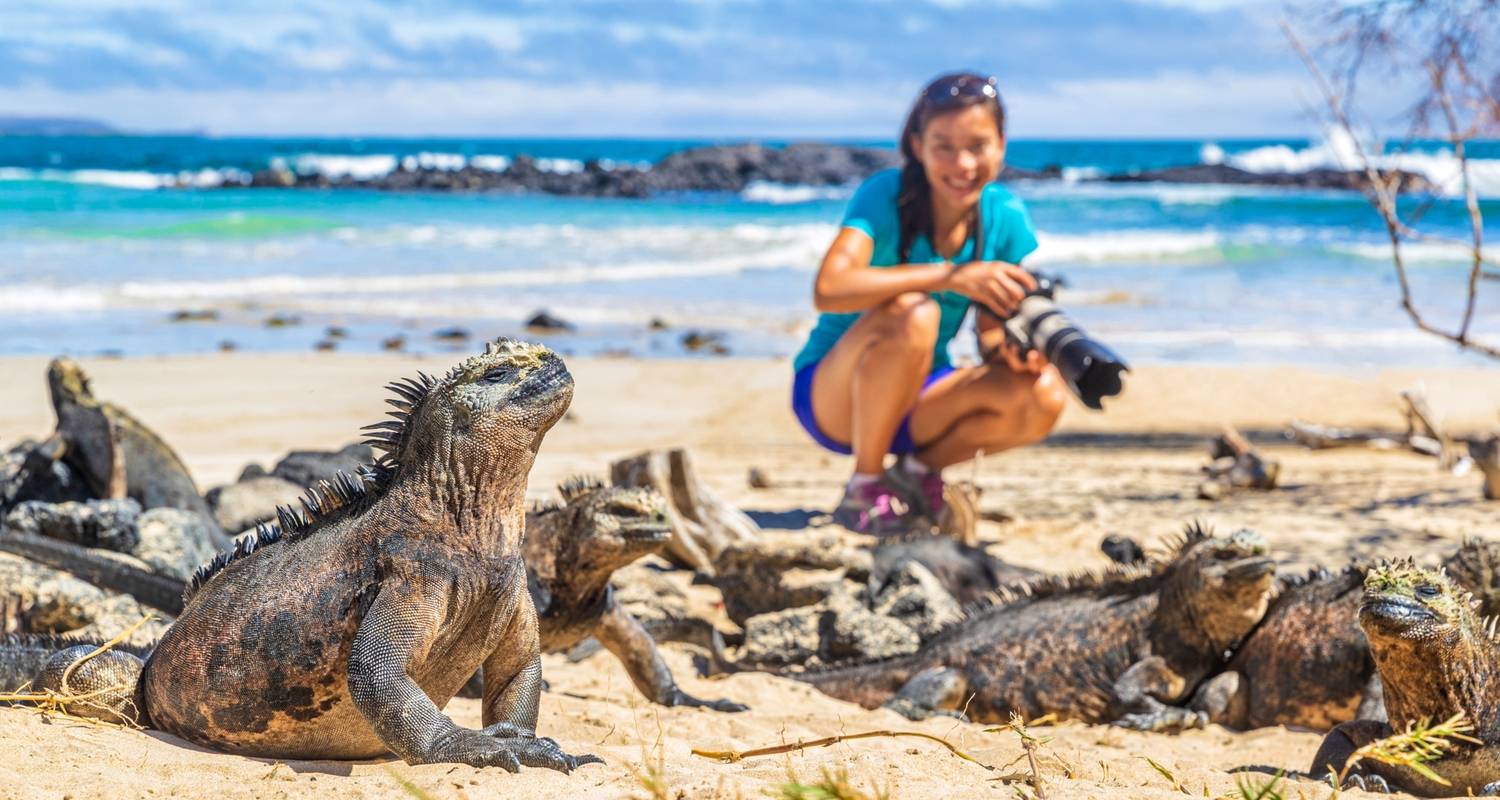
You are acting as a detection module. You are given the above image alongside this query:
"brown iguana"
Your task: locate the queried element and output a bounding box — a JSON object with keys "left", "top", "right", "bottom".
{"left": 716, "top": 523, "right": 1276, "bottom": 729}
{"left": 1311, "top": 559, "right": 1500, "bottom": 796}
{"left": 521, "top": 475, "right": 746, "bottom": 712}
{"left": 1191, "top": 538, "right": 1500, "bottom": 732}
{"left": 12, "top": 340, "right": 598, "bottom": 772}
{"left": 47, "top": 358, "right": 229, "bottom": 549}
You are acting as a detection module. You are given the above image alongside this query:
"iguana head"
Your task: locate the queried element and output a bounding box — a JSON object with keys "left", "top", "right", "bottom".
{"left": 366, "top": 338, "right": 573, "bottom": 473}
{"left": 524, "top": 476, "right": 670, "bottom": 595}
{"left": 47, "top": 357, "right": 95, "bottom": 407}
{"left": 45, "top": 357, "right": 123, "bottom": 498}
{"left": 1442, "top": 538, "right": 1500, "bottom": 617}
{"left": 1360, "top": 559, "right": 1478, "bottom": 647}
{"left": 1160, "top": 524, "right": 1277, "bottom": 654}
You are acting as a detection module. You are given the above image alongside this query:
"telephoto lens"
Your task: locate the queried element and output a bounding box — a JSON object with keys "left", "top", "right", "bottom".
{"left": 990, "top": 275, "right": 1129, "bottom": 410}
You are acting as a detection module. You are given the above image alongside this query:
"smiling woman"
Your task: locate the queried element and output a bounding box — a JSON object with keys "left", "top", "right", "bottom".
{"left": 790, "top": 71, "right": 1068, "bottom": 535}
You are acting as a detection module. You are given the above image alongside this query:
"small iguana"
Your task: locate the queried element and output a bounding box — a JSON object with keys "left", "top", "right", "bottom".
{"left": 522, "top": 476, "right": 746, "bottom": 712}
{"left": 1311, "top": 559, "right": 1500, "bottom": 796}
{"left": 718, "top": 523, "right": 1276, "bottom": 729}
{"left": 47, "top": 358, "right": 229, "bottom": 549}
{"left": 12, "top": 340, "right": 598, "bottom": 772}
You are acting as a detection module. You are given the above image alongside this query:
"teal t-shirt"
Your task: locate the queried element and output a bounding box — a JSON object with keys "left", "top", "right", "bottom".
{"left": 793, "top": 168, "right": 1040, "bottom": 373}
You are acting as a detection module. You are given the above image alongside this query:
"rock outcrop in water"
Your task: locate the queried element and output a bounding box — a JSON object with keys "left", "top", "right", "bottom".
{"left": 216, "top": 142, "right": 1433, "bottom": 197}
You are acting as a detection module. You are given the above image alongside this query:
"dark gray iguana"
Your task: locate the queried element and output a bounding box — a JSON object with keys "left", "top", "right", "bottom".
{"left": 520, "top": 475, "right": 746, "bottom": 712}
{"left": 46, "top": 357, "right": 229, "bottom": 550}
{"left": 715, "top": 524, "right": 1276, "bottom": 729}
{"left": 7, "top": 340, "right": 598, "bottom": 772}
{"left": 1310, "top": 559, "right": 1500, "bottom": 796}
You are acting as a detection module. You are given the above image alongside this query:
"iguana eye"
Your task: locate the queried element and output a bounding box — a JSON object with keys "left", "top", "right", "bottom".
{"left": 1415, "top": 583, "right": 1441, "bottom": 599}
{"left": 1214, "top": 549, "right": 1238, "bottom": 561}
{"left": 481, "top": 365, "right": 515, "bottom": 383}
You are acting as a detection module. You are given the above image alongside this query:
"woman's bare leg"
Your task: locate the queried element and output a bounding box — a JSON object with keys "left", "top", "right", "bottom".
{"left": 907, "top": 362, "right": 1069, "bottom": 470}
{"left": 809, "top": 292, "right": 940, "bottom": 475}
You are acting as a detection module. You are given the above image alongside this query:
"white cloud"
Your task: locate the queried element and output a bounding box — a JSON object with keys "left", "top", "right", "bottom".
{"left": 0, "top": 68, "right": 1335, "bottom": 138}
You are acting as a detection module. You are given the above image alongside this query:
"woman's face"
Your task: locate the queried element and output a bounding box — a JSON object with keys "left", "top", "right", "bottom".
{"left": 911, "top": 103, "right": 1005, "bottom": 212}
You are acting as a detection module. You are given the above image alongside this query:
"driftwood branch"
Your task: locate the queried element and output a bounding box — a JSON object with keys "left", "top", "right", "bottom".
{"left": 1199, "top": 425, "right": 1279, "bottom": 500}
{"left": 1289, "top": 386, "right": 1498, "bottom": 499}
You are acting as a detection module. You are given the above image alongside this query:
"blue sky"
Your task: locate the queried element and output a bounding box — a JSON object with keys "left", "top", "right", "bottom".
{"left": 0, "top": 0, "right": 1335, "bottom": 138}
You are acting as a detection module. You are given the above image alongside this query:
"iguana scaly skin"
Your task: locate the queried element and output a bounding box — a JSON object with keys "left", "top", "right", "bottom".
{"left": 1311, "top": 560, "right": 1500, "bottom": 796}
{"left": 724, "top": 524, "right": 1275, "bottom": 729}
{"left": 1190, "top": 566, "right": 1377, "bottom": 731}
{"left": 18, "top": 340, "right": 597, "bottom": 772}
{"left": 523, "top": 476, "right": 746, "bottom": 712}
{"left": 47, "top": 358, "right": 229, "bottom": 549}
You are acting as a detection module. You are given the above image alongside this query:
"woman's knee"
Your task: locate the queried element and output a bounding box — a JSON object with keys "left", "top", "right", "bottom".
{"left": 1022, "top": 368, "right": 1068, "bottom": 440}
{"left": 871, "top": 292, "right": 940, "bottom": 341}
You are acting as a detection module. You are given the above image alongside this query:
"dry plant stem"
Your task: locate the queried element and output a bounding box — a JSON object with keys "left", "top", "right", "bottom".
{"left": 1335, "top": 711, "right": 1482, "bottom": 789}
{"left": 1281, "top": 19, "right": 1500, "bottom": 360}
{"left": 692, "top": 729, "right": 989, "bottom": 769}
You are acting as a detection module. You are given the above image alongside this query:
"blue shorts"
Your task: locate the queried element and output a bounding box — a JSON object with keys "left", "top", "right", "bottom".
{"left": 791, "top": 361, "right": 955, "bottom": 456}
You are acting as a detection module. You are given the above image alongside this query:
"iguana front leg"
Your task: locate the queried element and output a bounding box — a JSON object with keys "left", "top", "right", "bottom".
{"left": 347, "top": 582, "right": 595, "bottom": 771}
{"left": 1316, "top": 720, "right": 1500, "bottom": 797}
{"left": 595, "top": 600, "right": 747, "bottom": 713}
{"left": 1110, "top": 657, "right": 1208, "bottom": 733}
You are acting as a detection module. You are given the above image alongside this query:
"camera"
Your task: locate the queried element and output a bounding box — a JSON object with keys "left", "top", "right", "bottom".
{"left": 981, "top": 273, "right": 1128, "bottom": 410}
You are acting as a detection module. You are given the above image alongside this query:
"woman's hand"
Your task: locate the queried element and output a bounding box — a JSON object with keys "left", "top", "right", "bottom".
{"left": 994, "top": 339, "right": 1048, "bottom": 374}
{"left": 940, "top": 261, "right": 1037, "bottom": 316}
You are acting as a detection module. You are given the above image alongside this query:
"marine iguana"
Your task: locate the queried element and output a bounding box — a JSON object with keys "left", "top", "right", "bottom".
{"left": 521, "top": 475, "right": 746, "bottom": 712}
{"left": 1311, "top": 559, "right": 1500, "bottom": 796}
{"left": 12, "top": 340, "right": 598, "bottom": 772}
{"left": 47, "top": 358, "right": 229, "bottom": 549}
{"left": 717, "top": 523, "right": 1276, "bottom": 729}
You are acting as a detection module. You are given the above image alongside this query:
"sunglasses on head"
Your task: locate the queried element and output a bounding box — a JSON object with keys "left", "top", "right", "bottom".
{"left": 921, "top": 74, "right": 999, "bottom": 104}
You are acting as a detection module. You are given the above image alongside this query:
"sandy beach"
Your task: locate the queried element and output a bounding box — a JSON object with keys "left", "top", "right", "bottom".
{"left": 1, "top": 352, "right": 1498, "bottom": 799}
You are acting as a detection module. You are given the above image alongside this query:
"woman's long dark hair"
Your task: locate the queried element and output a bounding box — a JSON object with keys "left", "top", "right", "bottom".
{"left": 897, "top": 72, "right": 1006, "bottom": 263}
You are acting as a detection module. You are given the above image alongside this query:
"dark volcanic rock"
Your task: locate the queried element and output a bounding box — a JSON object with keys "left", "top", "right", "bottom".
{"left": 524, "top": 309, "right": 575, "bottom": 333}
{"left": 0, "top": 440, "right": 92, "bottom": 515}
{"left": 270, "top": 443, "right": 375, "bottom": 490}
{"left": 870, "top": 536, "right": 1037, "bottom": 606}
{"left": 205, "top": 474, "right": 304, "bottom": 534}
{"left": 1098, "top": 163, "right": 1434, "bottom": 193}
{"left": 3, "top": 499, "right": 142, "bottom": 553}
{"left": 646, "top": 142, "right": 899, "bottom": 193}
{"left": 133, "top": 508, "right": 220, "bottom": 580}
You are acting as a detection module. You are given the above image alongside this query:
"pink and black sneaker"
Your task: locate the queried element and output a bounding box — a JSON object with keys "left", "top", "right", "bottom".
{"left": 885, "top": 456, "right": 946, "bottom": 522}
{"left": 831, "top": 477, "right": 914, "bottom": 536}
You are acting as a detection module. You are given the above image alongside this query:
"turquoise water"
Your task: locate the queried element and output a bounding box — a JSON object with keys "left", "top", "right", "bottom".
{"left": 1, "top": 135, "right": 1496, "bottom": 367}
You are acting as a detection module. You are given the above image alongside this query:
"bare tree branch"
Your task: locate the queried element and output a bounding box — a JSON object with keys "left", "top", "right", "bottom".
{"left": 1282, "top": 3, "right": 1500, "bottom": 360}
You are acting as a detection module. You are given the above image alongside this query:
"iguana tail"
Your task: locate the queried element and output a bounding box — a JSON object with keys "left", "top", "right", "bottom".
{"left": 0, "top": 632, "right": 152, "bottom": 692}
{"left": 0, "top": 532, "right": 186, "bottom": 615}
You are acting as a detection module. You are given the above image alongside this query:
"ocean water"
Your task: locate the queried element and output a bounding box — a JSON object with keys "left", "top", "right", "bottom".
{"left": 1, "top": 134, "right": 1497, "bottom": 369}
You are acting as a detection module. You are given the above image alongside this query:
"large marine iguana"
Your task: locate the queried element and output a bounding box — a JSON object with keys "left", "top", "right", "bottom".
{"left": 1311, "top": 559, "right": 1500, "bottom": 796}
{"left": 10, "top": 340, "right": 598, "bottom": 772}
{"left": 46, "top": 358, "right": 229, "bottom": 549}
{"left": 1190, "top": 538, "right": 1500, "bottom": 733}
{"left": 715, "top": 523, "right": 1275, "bottom": 730}
{"left": 521, "top": 475, "right": 746, "bottom": 712}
